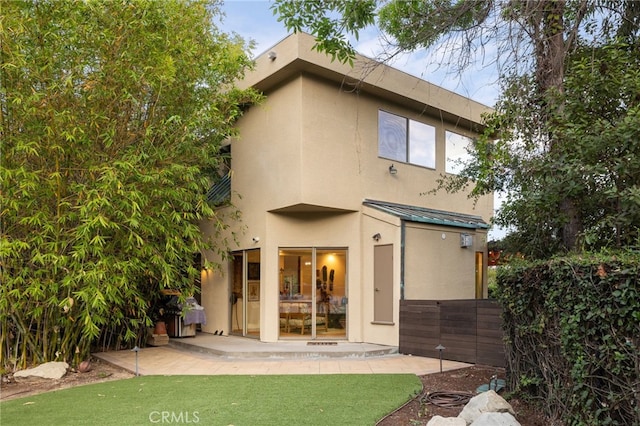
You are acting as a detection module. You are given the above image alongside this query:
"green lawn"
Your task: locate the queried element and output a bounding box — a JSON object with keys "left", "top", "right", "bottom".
{"left": 0, "top": 374, "right": 421, "bottom": 425}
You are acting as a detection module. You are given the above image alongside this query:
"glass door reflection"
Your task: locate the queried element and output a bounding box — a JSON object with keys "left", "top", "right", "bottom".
{"left": 279, "top": 248, "right": 347, "bottom": 339}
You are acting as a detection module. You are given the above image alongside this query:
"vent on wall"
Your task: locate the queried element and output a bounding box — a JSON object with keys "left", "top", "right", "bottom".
{"left": 460, "top": 234, "right": 473, "bottom": 248}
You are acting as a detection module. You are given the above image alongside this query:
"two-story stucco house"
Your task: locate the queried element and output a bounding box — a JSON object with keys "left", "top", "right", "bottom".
{"left": 199, "top": 32, "right": 493, "bottom": 347}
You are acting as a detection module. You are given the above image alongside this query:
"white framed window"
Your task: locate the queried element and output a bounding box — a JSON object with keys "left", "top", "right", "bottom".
{"left": 445, "top": 131, "right": 473, "bottom": 175}
{"left": 378, "top": 110, "right": 435, "bottom": 169}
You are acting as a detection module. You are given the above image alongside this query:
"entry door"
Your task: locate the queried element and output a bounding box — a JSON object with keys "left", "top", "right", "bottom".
{"left": 475, "top": 251, "right": 484, "bottom": 299}
{"left": 373, "top": 244, "right": 394, "bottom": 323}
{"left": 230, "top": 249, "right": 261, "bottom": 338}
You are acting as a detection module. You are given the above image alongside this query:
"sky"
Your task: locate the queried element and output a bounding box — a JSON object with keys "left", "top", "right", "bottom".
{"left": 217, "top": 1, "right": 501, "bottom": 106}
{"left": 217, "top": 1, "right": 507, "bottom": 239}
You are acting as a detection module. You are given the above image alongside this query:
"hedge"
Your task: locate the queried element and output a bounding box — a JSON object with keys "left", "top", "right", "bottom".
{"left": 496, "top": 251, "right": 639, "bottom": 425}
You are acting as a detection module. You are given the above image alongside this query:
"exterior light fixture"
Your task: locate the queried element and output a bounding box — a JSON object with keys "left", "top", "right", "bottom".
{"left": 131, "top": 346, "right": 140, "bottom": 376}
{"left": 460, "top": 234, "right": 473, "bottom": 248}
{"left": 388, "top": 164, "right": 397, "bottom": 175}
{"left": 268, "top": 51, "right": 277, "bottom": 61}
{"left": 435, "top": 344, "right": 445, "bottom": 373}
{"left": 372, "top": 233, "right": 381, "bottom": 242}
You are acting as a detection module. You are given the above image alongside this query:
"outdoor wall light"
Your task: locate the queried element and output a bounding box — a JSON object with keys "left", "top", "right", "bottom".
{"left": 388, "top": 164, "right": 397, "bottom": 175}
{"left": 201, "top": 255, "right": 210, "bottom": 271}
{"left": 372, "top": 233, "right": 381, "bottom": 242}
{"left": 268, "top": 51, "right": 277, "bottom": 61}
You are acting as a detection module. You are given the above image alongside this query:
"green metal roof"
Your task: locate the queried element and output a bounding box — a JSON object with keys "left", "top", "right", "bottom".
{"left": 363, "top": 199, "right": 489, "bottom": 229}
{"left": 206, "top": 173, "right": 231, "bottom": 205}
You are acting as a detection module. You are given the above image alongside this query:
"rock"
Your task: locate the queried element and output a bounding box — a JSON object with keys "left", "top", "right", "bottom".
{"left": 471, "top": 412, "right": 521, "bottom": 426}
{"left": 458, "top": 390, "right": 516, "bottom": 425}
{"left": 427, "top": 415, "right": 467, "bottom": 426}
{"left": 13, "top": 361, "right": 69, "bottom": 380}
{"left": 78, "top": 360, "right": 92, "bottom": 373}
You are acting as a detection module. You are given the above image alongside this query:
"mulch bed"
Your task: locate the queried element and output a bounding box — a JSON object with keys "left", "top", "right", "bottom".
{"left": 1, "top": 358, "right": 133, "bottom": 401}
{"left": 377, "top": 365, "right": 550, "bottom": 425}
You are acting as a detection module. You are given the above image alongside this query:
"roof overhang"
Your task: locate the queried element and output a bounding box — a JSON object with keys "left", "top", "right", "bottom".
{"left": 269, "top": 203, "right": 356, "bottom": 215}
{"left": 240, "top": 32, "right": 492, "bottom": 132}
{"left": 363, "top": 199, "right": 489, "bottom": 230}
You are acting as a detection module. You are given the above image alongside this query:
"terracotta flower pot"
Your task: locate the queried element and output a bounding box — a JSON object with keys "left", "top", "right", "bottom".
{"left": 154, "top": 321, "right": 167, "bottom": 335}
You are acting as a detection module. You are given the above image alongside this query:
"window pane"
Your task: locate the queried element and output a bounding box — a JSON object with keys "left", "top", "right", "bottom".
{"left": 445, "top": 131, "right": 473, "bottom": 174}
{"left": 279, "top": 249, "right": 313, "bottom": 337}
{"left": 409, "top": 120, "right": 436, "bottom": 168}
{"left": 378, "top": 110, "right": 406, "bottom": 162}
{"left": 316, "top": 249, "right": 347, "bottom": 339}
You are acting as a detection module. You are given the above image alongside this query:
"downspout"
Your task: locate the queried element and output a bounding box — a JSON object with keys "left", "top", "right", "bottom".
{"left": 400, "top": 220, "right": 405, "bottom": 300}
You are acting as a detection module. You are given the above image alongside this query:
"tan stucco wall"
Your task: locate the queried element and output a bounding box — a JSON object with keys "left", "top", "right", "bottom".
{"left": 261, "top": 212, "right": 361, "bottom": 342}
{"left": 233, "top": 77, "right": 304, "bottom": 212}
{"left": 403, "top": 223, "right": 488, "bottom": 300}
{"left": 230, "top": 70, "right": 494, "bottom": 217}
{"left": 296, "top": 75, "right": 493, "bottom": 214}
{"left": 199, "top": 211, "right": 234, "bottom": 336}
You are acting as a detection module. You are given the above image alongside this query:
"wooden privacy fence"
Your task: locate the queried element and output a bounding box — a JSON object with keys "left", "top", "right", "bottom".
{"left": 399, "top": 299, "right": 505, "bottom": 367}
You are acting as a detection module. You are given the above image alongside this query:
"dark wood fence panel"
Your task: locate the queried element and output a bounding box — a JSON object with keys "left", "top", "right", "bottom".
{"left": 440, "top": 301, "right": 478, "bottom": 364}
{"left": 476, "top": 300, "right": 505, "bottom": 367}
{"left": 399, "top": 299, "right": 505, "bottom": 367}
{"left": 398, "top": 301, "right": 440, "bottom": 358}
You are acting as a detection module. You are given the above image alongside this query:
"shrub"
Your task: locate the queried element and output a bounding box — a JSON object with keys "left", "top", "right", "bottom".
{"left": 496, "top": 251, "right": 640, "bottom": 425}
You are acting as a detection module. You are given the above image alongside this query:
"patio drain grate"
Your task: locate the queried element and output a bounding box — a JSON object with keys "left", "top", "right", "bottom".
{"left": 307, "top": 342, "right": 338, "bottom": 346}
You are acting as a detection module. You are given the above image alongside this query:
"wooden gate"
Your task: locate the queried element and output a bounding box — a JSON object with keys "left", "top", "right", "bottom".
{"left": 399, "top": 299, "right": 505, "bottom": 367}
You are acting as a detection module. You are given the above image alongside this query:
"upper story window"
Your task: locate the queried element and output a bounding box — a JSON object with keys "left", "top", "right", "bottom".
{"left": 378, "top": 110, "right": 435, "bottom": 169}
{"left": 445, "top": 131, "right": 473, "bottom": 175}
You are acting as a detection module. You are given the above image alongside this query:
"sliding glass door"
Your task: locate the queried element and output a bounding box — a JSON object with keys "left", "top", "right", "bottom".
{"left": 278, "top": 248, "right": 347, "bottom": 339}
{"left": 230, "top": 249, "right": 261, "bottom": 338}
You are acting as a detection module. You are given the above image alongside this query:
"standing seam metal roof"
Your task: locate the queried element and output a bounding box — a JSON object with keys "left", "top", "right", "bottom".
{"left": 363, "top": 199, "right": 488, "bottom": 229}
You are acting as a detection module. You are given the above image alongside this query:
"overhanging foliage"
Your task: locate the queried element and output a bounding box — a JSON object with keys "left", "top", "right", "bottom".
{"left": 460, "top": 39, "right": 640, "bottom": 258}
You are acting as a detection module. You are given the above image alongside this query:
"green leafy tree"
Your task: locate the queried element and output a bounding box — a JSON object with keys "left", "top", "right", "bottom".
{"left": 273, "top": 0, "right": 640, "bottom": 256}
{"left": 473, "top": 41, "right": 640, "bottom": 257}
{"left": 0, "top": 0, "right": 261, "bottom": 369}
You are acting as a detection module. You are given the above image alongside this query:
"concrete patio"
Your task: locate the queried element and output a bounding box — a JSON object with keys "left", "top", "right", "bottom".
{"left": 93, "top": 333, "right": 471, "bottom": 376}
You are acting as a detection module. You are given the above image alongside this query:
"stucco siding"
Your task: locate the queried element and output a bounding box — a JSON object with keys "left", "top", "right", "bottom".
{"left": 198, "top": 32, "right": 494, "bottom": 347}
{"left": 231, "top": 75, "right": 304, "bottom": 214}
{"left": 403, "top": 222, "right": 484, "bottom": 300}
